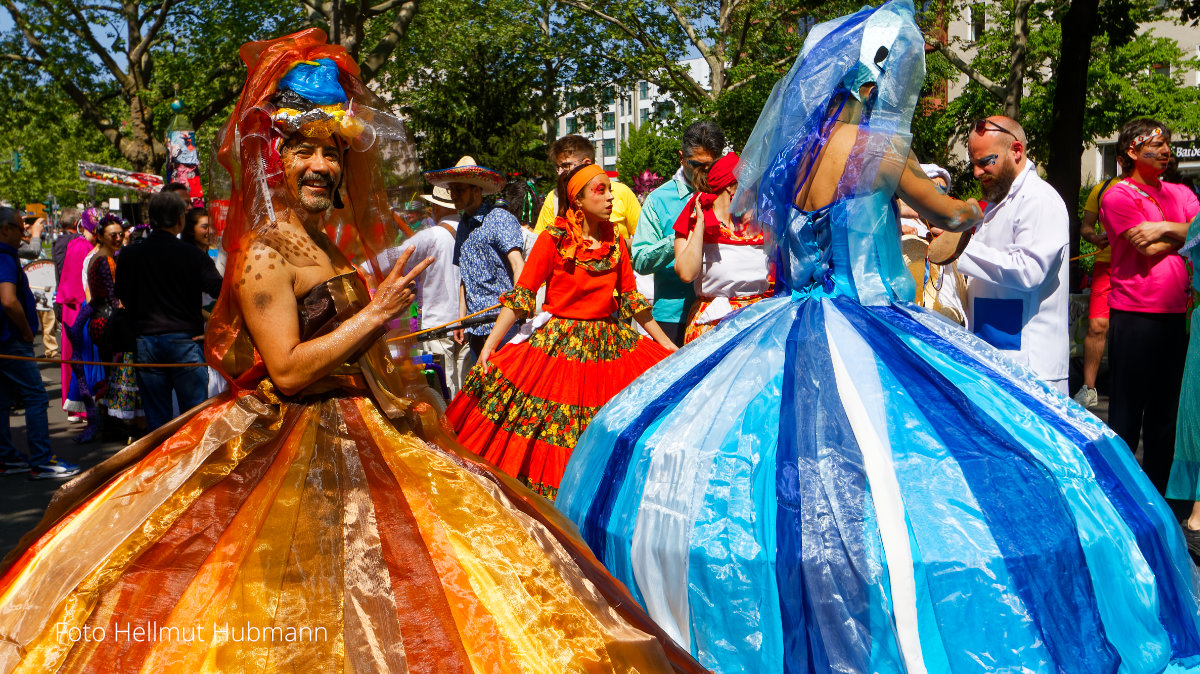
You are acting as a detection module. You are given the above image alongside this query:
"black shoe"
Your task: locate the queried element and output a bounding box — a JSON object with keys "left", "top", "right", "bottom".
{"left": 1181, "top": 521, "right": 1200, "bottom": 559}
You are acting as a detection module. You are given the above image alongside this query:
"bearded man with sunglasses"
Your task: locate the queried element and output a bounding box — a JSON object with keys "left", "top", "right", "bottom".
{"left": 959, "top": 115, "right": 1070, "bottom": 393}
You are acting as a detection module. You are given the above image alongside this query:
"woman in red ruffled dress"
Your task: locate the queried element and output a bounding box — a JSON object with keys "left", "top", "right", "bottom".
{"left": 447, "top": 163, "right": 677, "bottom": 499}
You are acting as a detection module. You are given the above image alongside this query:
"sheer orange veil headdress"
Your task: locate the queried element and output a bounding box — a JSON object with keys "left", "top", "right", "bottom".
{"left": 205, "top": 28, "right": 419, "bottom": 387}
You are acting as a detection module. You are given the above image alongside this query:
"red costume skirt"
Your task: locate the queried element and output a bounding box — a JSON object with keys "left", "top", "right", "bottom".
{"left": 447, "top": 316, "right": 670, "bottom": 499}
{"left": 684, "top": 293, "right": 767, "bottom": 343}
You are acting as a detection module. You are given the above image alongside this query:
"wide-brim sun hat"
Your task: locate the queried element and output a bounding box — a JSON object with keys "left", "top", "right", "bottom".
{"left": 421, "top": 185, "right": 455, "bottom": 209}
{"left": 424, "top": 155, "right": 504, "bottom": 195}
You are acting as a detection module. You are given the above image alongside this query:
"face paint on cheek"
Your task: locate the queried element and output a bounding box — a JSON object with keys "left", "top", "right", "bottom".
{"left": 1143, "top": 152, "right": 1161, "bottom": 160}
{"left": 591, "top": 183, "right": 606, "bottom": 196}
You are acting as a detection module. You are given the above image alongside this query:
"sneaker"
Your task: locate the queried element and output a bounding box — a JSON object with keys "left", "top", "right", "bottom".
{"left": 1, "top": 461, "right": 29, "bottom": 475}
{"left": 1182, "top": 521, "right": 1200, "bottom": 560}
{"left": 1073, "top": 385, "right": 1099, "bottom": 409}
{"left": 29, "top": 458, "right": 81, "bottom": 480}
{"left": 66, "top": 415, "right": 85, "bottom": 424}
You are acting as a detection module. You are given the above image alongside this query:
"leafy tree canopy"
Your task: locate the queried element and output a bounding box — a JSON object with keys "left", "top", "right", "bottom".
{"left": 915, "top": 0, "right": 1200, "bottom": 193}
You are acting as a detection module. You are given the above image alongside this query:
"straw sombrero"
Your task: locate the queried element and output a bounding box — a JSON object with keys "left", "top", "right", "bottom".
{"left": 424, "top": 156, "right": 504, "bottom": 195}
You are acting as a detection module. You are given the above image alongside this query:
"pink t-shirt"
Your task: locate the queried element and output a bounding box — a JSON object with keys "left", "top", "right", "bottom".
{"left": 1100, "top": 179, "right": 1200, "bottom": 313}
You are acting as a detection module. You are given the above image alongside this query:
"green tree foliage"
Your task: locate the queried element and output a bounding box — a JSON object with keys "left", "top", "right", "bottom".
{"left": 378, "top": 0, "right": 619, "bottom": 178}
{"left": 1083, "top": 30, "right": 1200, "bottom": 143}
{"left": 0, "top": 92, "right": 128, "bottom": 207}
{"left": 300, "top": 0, "right": 420, "bottom": 82}
{"left": 917, "top": 0, "right": 1199, "bottom": 191}
{"left": 0, "top": 0, "right": 302, "bottom": 175}
{"left": 555, "top": 0, "right": 865, "bottom": 150}
{"left": 615, "top": 123, "right": 681, "bottom": 185}
{"left": 398, "top": 37, "right": 552, "bottom": 177}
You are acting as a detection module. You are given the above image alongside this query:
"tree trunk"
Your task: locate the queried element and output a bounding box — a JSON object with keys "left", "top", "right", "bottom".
{"left": 1003, "top": 0, "right": 1033, "bottom": 118}
{"left": 539, "top": 1, "right": 558, "bottom": 147}
{"left": 541, "top": 59, "right": 558, "bottom": 147}
{"left": 1046, "top": 0, "right": 1101, "bottom": 290}
{"left": 121, "top": 95, "right": 165, "bottom": 175}
{"left": 706, "top": 54, "right": 725, "bottom": 99}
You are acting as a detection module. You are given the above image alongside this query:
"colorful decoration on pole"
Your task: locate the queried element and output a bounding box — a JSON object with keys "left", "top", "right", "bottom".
{"left": 165, "top": 98, "right": 204, "bottom": 207}
{"left": 77, "top": 161, "right": 164, "bottom": 193}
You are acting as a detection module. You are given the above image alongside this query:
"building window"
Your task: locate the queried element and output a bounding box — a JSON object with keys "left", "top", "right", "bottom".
{"left": 641, "top": 108, "right": 649, "bottom": 124}
{"left": 1153, "top": 63, "right": 1171, "bottom": 78}
{"left": 603, "top": 112, "right": 615, "bottom": 130}
{"left": 606, "top": 86, "right": 616, "bottom": 104}
{"left": 654, "top": 101, "right": 675, "bottom": 119}
{"left": 603, "top": 139, "right": 616, "bottom": 157}
{"left": 566, "top": 117, "right": 577, "bottom": 134}
{"left": 639, "top": 81, "right": 649, "bottom": 98}
{"left": 970, "top": 5, "right": 984, "bottom": 41}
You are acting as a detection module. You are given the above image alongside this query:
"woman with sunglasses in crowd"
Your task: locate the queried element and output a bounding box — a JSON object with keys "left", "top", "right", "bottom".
{"left": 83, "top": 216, "right": 142, "bottom": 437}
{"left": 672, "top": 151, "right": 772, "bottom": 343}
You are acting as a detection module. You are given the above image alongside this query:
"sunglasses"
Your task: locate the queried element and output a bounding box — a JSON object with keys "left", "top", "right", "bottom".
{"left": 972, "top": 119, "right": 1018, "bottom": 140}
{"left": 969, "top": 153, "right": 999, "bottom": 169}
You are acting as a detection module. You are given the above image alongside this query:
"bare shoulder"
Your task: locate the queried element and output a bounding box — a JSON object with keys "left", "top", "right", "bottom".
{"left": 253, "top": 223, "right": 329, "bottom": 269}
{"left": 235, "top": 238, "right": 296, "bottom": 314}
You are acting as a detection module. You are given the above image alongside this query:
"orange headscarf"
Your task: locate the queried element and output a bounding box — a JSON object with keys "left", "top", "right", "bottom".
{"left": 556, "top": 164, "right": 615, "bottom": 263}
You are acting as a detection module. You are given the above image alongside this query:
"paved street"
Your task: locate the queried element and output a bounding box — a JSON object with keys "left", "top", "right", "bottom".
{"left": 0, "top": 356, "right": 130, "bottom": 559}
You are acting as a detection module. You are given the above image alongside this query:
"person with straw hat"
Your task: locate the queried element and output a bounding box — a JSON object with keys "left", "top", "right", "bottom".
{"left": 379, "top": 184, "right": 471, "bottom": 395}
{"left": 425, "top": 156, "right": 525, "bottom": 357}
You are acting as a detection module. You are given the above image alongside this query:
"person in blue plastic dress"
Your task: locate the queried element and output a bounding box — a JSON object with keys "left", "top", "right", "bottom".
{"left": 557, "top": 1, "right": 1200, "bottom": 671}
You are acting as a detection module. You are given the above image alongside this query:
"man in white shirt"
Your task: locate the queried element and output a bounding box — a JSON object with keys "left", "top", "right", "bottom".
{"left": 384, "top": 186, "right": 471, "bottom": 395}
{"left": 959, "top": 116, "right": 1070, "bottom": 393}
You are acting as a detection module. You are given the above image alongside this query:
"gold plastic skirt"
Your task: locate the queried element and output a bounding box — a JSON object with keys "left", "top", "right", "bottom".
{"left": 0, "top": 389, "right": 700, "bottom": 673}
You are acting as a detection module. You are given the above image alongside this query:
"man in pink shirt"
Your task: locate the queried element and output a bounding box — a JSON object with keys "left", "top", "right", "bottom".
{"left": 1100, "top": 117, "right": 1200, "bottom": 495}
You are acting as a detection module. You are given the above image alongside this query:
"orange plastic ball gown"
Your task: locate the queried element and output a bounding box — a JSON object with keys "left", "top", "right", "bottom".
{"left": 0, "top": 29, "right": 706, "bottom": 674}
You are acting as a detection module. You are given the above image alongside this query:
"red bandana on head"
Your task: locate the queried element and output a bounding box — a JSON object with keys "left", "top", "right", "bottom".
{"left": 672, "top": 152, "right": 762, "bottom": 245}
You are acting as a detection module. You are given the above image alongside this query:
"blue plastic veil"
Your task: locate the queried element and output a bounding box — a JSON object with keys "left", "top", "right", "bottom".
{"left": 734, "top": 0, "right": 926, "bottom": 305}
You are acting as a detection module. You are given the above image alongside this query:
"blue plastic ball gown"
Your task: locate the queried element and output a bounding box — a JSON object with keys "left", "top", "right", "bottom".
{"left": 557, "top": 1, "right": 1200, "bottom": 672}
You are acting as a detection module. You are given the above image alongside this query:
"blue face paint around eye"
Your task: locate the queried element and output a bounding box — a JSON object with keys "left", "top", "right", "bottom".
{"left": 971, "top": 154, "right": 998, "bottom": 169}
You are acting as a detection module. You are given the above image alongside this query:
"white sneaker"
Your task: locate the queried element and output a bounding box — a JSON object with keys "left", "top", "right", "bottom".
{"left": 1073, "top": 385, "right": 1099, "bottom": 409}
{"left": 66, "top": 415, "right": 84, "bottom": 424}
